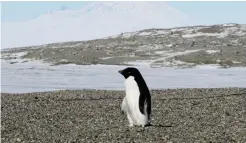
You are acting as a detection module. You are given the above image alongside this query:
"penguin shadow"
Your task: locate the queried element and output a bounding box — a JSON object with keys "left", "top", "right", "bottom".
{"left": 124, "top": 124, "right": 173, "bottom": 132}
{"left": 144, "top": 123, "right": 173, "bottom": 128}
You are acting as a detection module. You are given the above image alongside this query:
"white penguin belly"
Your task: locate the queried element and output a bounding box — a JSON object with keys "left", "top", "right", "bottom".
{"left": 124, "top": 76, "right": 148, "bottom": 126}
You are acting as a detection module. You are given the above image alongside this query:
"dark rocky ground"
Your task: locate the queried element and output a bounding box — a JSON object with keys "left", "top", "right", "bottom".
{"left": 1, "top": 88, "right": 246, "bottom": 143}
{"left": 1, "top": 23, "right": 246, "bottom": 68}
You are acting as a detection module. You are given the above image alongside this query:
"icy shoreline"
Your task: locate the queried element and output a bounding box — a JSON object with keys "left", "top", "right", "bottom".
{"left": 1, "top": 59, "right": 246, "bottom": 93}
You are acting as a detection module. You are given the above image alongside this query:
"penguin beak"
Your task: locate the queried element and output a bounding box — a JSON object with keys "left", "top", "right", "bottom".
{"left": 118, "top": 70, "right": 123, "bottom": 74}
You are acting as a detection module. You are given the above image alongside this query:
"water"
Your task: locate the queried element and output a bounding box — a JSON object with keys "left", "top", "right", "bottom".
{"left": 1, "top": 61, "right": 246, "bottom": 93}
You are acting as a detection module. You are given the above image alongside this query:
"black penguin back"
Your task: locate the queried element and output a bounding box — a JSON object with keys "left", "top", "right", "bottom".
{"left": 135, "top": 72, "right": 151, "bottom": 119}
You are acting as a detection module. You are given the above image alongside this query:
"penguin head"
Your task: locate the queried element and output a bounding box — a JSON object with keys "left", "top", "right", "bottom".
{"left": 118, "top": 67, "right": 142, "bottom": 79}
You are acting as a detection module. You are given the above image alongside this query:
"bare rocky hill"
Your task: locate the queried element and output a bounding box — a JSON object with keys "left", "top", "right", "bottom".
{"left": 1, "top": 23, "right": 246, "bottom": 68}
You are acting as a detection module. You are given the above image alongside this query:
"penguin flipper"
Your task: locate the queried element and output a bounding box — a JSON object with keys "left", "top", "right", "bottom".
{"left": 121, "top": 97, "right": 127, "bottom": 113}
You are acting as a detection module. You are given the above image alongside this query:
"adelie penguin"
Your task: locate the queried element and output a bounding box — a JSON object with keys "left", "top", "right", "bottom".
{"left": 118, "top": 67, "right": 151, "bottom": 127}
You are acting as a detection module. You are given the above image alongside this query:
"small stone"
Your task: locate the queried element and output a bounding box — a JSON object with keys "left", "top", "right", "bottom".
{"left": 16, "top": 138, "right": 21, "bottom": 142}
{"left": 227, "top": 43, "right": 232, "bottom": 46}
{"left": 225, "top": 111, "right": 230, "bottom": 116}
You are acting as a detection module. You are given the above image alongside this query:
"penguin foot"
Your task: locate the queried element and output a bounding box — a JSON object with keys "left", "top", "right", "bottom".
{"left": 145, "top": 123, "right": 152, "bottom": 127}
{"left": 140, "top": 123, "right": 152, "bottom": 128}
{"left": 128, "top": 123, "right": 134, "bottom": 127}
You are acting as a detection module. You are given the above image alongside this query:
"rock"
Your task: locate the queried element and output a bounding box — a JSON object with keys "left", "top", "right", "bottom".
{"left": 190, "top": 41, "right": 195, "bottom": 47}
{"left": 16, "top": 138, "right": 21, "bottom": 142}
{"left": 227, "top": 43, "right": 232, "bottom": 46}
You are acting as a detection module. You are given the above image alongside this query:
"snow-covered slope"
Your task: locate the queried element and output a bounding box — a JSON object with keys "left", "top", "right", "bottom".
{"left": 1, "top": 1, "right": 194, "bottom": 49}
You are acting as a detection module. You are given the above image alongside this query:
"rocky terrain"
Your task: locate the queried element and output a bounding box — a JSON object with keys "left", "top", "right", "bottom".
{"left": 1, "top": 88, "right": 246, "bottom": 142}
{"left": 1, "top": 23, "right": 246, "bottom": 68}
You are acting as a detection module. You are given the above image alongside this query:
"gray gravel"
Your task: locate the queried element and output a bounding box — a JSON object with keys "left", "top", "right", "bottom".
{"left": 1, "top": 88, "right": 246, "bottom": 143}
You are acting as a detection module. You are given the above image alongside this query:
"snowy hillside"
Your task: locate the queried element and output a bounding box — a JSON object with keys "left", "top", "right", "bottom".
{"left": 1, "top": 1, "right": 193, "bottom": 49}
{"left": 2, "top": 23, "right": 246, "bottom": 68}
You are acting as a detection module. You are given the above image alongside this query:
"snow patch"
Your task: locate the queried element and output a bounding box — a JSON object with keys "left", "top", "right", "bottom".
{"left": 122, "top": 32, "right": 138, "bottom": 38}
{"left": 194, "top": 64, "right": 221, "bottom": 69}
{"left": 231, "top": 39, "right": 239, "bottom": 43}
{"left": 232, "top": 61, "right": 241, "bottom": 64}
{"left": 182, "top": 32, "right": 225, "bottom": 38}
{"left": 139, "top": 32, "right": 152, "bottom": 36}
{"left": 1, "top": 52, "right": 29, "bottom": 64}
{"left": 166, "top": 44, "right": 173, "bottom": 47}
{"left": 60, "top": 59, "right": 68, "bottom": 62}
{"left": 223, "top": 23, "right": 236, "bottom": 27}
{"left": 171, "top": 27, "right": 189, "bottom": 32}
{"left": 155, "top": 30, "right": 169, "bottom": 35}
{"left": 131, "top": 49, "right": 201, "bottom": 68}
{"left": 126, "top": 60, "right": 154, "bottom": 67}
{"left": 240, "top": 24, "right": 246, "bottom": 30}
{"left": 2, "top": 52, "right": 28, "bottom": 58}
{"left": 100, "top": 57, "right": 113, "bottom": 60}
{"left": 206, "top": 50, "right": 220, "bottom": 54}
{"left": 155, "top": 49, "right": 200, "bottom": 60}
{"left": 233, "top": 30, "right": 246, "bottom": 36}
{"left": 155, "top": 51, "right": 168, "bottom": 55}
{"left": 222, "top": 26, "right": 245, "bottom": 36}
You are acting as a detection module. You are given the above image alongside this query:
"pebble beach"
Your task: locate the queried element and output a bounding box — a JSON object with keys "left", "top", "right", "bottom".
{"left": 1, "top": 88, "right": 246, "bottom": 143}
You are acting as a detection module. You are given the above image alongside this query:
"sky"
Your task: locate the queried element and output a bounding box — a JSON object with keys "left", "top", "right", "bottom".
{"left": 1, "top": 1, "right": 246, "bottom": 25}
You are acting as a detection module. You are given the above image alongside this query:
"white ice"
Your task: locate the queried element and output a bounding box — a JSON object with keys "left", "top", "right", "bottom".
{"left": 206, "top": 50, "right": 220, "bottom": 54}
{"left": 182, "top": 32, "right": 225, "bottom": 38}
{"left": 1, "top": 60, "right": 246, "bottom": 93}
